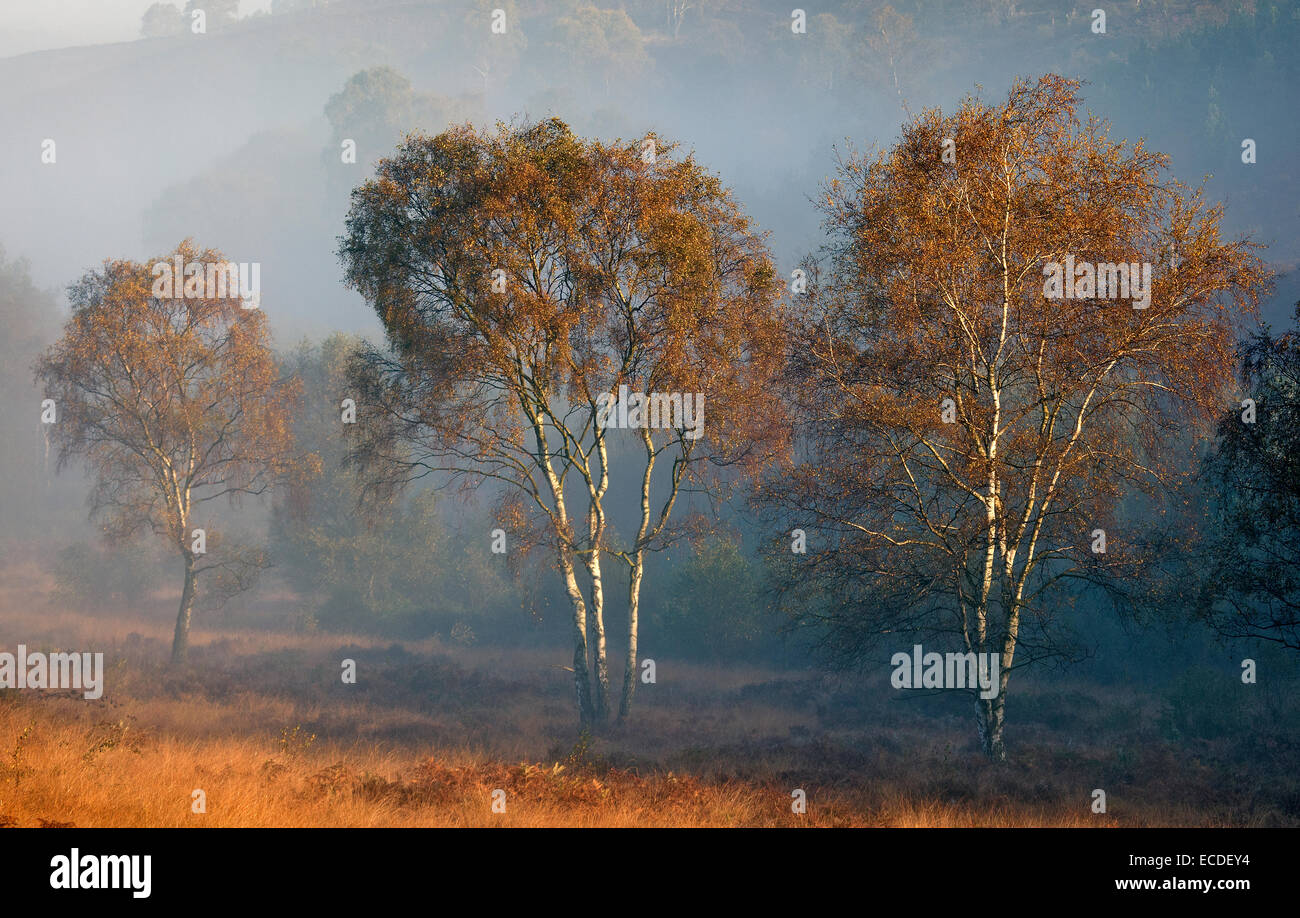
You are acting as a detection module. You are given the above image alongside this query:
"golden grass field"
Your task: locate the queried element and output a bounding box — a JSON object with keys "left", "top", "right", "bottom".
{"left": 1, "top": 557, "right": 1295, "bottom": 828}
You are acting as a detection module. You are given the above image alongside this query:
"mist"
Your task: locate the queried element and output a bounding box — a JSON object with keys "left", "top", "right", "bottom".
{"left": 0, "top": 0, "right": 1297, "bottom": 851}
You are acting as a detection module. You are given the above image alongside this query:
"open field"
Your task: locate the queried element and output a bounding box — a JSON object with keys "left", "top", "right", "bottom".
{"left": 1, "top": 559, "right": 1296, "bottom": 828}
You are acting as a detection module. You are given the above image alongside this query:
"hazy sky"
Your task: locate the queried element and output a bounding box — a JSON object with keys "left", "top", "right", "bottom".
{"left": 0, "top": 0, "right": 272, "bottom": 58}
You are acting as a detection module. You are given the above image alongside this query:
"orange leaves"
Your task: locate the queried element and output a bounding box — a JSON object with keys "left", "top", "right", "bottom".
{"left": 340, "top": 117, "right": 790, "bottom": 494}
{"left": 35, "top": 241, "right": 301, "bottom": 551}
{"left": 763, "top": 75, "right": 1274, "bottom": 702}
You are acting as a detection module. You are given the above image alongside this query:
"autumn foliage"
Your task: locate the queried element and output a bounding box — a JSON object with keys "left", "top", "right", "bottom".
{"left": 339, "top": 119, "right": 787, "bottom": 729}
{"left": 35, "top": 241, "right": 301, "bottom": 664}
{"left": 760, "top": 75, "right": 1272, "bottom": 759}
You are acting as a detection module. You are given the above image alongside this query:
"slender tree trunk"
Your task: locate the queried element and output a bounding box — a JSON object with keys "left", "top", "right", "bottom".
{"left": 619, "top": 428, "right": 658, "bottom": 724}
{"left": 585, "top": 554, "right": 609, "bottom": 725}
{"left": 618, "top": 551, "right": 644, "bottom": 723}
{"left": 170, "top": 553, "right": 197, "bottom": 666}
{"left": 581, "top": 419, "right": 612, "bottom": 727}
{"left": 558, "top": 547, "right": 596, "bottom": 730}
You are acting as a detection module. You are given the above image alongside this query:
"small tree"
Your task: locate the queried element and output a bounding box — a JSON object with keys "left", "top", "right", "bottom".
{"left": 546, "top": 6, "right": 650, "bottom": 98}
{"left": 140, "top": 2, "right": 185, "bottom": 38}
{"left": 35, "top": 241, "right": 300, "bottom": 664}
{"left": 1198, "top": 303, "right": 1300, "bottom": 650}
{"left": 323, "top": 68, "right": 478, "bottom": 179}
{"left": 184, "top": 0, "right": 239, "bottom": 29}
{"left": 270, "top": 335, "right": 515, "bottom": 636}
{"left": 0, "top": 247, "right": 63, "bottom": 525}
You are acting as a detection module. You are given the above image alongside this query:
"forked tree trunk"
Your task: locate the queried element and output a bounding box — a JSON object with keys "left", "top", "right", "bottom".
{"left": 170, "top": 553, "right": 197, "bottom": 666}
{"left": 978, "top": 588, "right": 1022, "bottom": 761}
{"left": 533, "top": 421, "right": 597, "bottom": 731}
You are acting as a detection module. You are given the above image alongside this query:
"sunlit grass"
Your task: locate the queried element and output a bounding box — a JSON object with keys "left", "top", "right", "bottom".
{"left": 0, "top": 559, "right": 1292, "bottom": 828}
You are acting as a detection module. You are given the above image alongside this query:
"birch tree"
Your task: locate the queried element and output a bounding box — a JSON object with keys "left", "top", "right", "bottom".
{"left": 760, "top": 75, "right": 1270, "bottom": 760}
{"left": 338, "top": 119, "right": 785, "bottom": 730}
{"left": 35, "top": 241, "right": 300, "bottom": 665}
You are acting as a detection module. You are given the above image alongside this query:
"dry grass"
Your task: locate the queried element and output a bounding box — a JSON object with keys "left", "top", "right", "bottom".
{"left": 0, "top": 558, "right": 1296, "bottom": 828}
{"left": 0, "top": 699, "right": 1109, "bottom": 827}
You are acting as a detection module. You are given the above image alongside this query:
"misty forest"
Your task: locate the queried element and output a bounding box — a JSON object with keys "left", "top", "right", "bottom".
{"left": 1, "top": 0, "right": 1298, "bottom": 828}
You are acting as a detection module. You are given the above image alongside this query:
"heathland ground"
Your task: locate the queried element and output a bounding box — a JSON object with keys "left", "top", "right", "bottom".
{"left": 1, "top": 556, "right": 1295, "bottom": 828}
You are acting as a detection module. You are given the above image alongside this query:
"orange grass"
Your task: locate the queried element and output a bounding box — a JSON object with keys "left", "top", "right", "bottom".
{"left": 0, "top": 559, "right": 1294, "bottom": 828}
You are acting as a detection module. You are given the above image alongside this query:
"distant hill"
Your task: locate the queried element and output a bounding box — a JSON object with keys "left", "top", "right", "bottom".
{"left": 1, "top": 0, "right": 1294, "bottom": 335}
